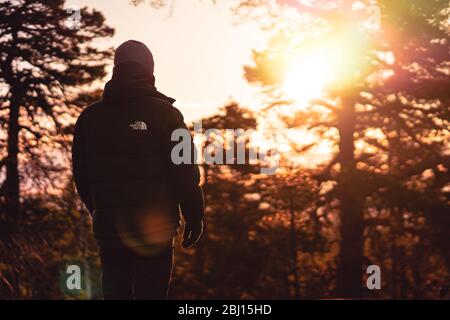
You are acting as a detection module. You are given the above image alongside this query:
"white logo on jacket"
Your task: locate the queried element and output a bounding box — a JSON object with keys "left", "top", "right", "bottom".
{"left": 130, "top": 121, "right": 147, "bottom": 130}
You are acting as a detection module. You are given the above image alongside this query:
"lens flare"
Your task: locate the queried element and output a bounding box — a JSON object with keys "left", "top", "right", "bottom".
{"left": 283, "top": 28, "right": 370, "bottom": 105}
{"left": 114, "top": 205, "right": 177, "bottom": 256}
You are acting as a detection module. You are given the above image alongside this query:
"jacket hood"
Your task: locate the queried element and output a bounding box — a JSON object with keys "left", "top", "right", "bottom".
{"left": 102, "top": 62, "right": 175, "bottom": 105}
{"left": 114, "top": 40, "right": 154, "bottom": 77}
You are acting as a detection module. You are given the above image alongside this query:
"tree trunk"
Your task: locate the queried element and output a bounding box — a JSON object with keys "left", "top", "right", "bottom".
{"left": 289, "top": 196, "right": 300, "bottom": 298}
{"left": 336, "top": 95, "right": 364, "bottom": 298}
{"left": 2, "top": 41, "right": 22, "bottom": 232}
{"left": 4, "top": 95, "right": 21, "bottom": 227}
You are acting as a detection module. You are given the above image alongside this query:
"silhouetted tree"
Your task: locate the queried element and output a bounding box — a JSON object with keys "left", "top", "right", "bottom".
{"left": 183, "top": 102, "right": 259, "bottom": 298}
{"left": 237, "top": 0, "right": 449, "bottom": 298}
{"left": 0, "top": 0, "right": 114, "bottom": 230}
{"left": 261, "top": 168, "right": 328, "bottom": 298}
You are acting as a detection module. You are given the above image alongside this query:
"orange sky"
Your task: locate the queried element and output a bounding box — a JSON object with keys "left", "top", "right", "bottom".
{"left": 67, "top": 0, "right": 267, "bottom": 121}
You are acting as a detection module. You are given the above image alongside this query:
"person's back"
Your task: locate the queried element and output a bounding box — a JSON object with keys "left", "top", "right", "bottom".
{"left": 72, "top": 40, "right": 204, "bottom": 299}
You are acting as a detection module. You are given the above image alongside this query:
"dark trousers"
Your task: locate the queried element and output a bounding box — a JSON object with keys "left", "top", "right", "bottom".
{"left": 99, "top": 243, "right": 173, "bottom": 300}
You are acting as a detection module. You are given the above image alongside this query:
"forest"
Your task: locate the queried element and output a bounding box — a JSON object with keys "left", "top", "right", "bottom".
{"left": 0, "top": 0, "right": 449, "bottom": 299}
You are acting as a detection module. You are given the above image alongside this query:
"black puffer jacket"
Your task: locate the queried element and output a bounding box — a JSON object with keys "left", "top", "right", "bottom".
{"left": 72, "top": 62, "right": 204, "bottom": 246}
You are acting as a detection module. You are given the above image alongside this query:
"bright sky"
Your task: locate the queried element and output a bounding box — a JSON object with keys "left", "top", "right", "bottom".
{"left": 66, "top": 0, "right": 267, "bottom": 122}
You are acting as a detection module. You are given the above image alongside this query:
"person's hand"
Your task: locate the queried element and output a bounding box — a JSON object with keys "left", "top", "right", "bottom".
{"left": 182, "top": 220, "right": 203, "bottom": 248}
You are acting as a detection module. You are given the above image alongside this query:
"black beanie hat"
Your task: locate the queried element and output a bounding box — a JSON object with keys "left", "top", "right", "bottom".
{"left": 114, "top": 40, "right": 154, "bottom": 75}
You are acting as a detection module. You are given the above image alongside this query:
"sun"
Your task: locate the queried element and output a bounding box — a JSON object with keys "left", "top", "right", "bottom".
{"left": 282, "top": 28, "right": 370, "bottom": 105}
{"left": 283, "top": 49, "right": 332, "bottom": 105}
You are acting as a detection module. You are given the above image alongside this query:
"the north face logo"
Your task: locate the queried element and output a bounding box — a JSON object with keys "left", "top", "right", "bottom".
{"left": 130, "top": 121, "right": 147, "bottom": 130}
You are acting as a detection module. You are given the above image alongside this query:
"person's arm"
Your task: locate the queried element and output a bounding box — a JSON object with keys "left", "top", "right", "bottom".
{"left": 167, "top": 107, "right": 205, "bottom": 247}
{"left": 72, "top": 111, "right": 94, "bottom": 215}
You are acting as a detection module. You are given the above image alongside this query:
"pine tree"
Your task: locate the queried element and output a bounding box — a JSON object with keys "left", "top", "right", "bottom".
{"left": 0, "top": 0, "right": 114, "bottom": 230}
{"left": 237, "top": 0, "right": 449, "bottom": 297}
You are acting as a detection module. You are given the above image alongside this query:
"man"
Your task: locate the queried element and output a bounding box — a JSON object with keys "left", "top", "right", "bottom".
{"left": 72, "top": 40, "right": 204, "bottom": 299}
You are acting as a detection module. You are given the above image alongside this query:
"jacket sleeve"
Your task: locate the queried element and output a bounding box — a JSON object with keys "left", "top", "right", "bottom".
{"left": 72, "top": 111, "right": 94, "bottom": 215}
{"left": 167, "top": 107, "right": 205, "bottom": 226}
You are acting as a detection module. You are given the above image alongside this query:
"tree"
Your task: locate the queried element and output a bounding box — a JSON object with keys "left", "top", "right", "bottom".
{"left": 125, "top": 0, "right": 449, "bottom": 298}
{"left": 187, "top": 102, "right": 259, "bottom": 298}
{"left": 237, "top": 0, "right": 449, "bottom": 297}
{"left": 0, "top": 0, "right": 114, "bottom": 230}
{"left": 261, "top": 168, "right": 326, "bottom": 298}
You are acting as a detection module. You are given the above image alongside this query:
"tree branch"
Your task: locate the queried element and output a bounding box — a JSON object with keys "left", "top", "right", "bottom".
{"left": 311, "top": 98, "right": 339, "bottom": 113}
{"left": 19, "top": 125, "right": 42, "bottom": 139}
